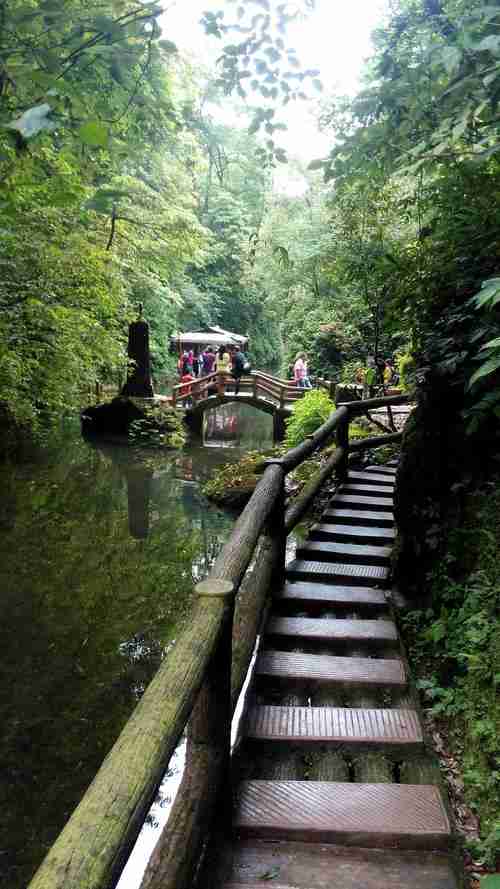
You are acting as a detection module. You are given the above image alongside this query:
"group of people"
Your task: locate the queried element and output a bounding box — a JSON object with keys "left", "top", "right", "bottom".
{"left": 354, "top": 357, "right": 400, "bottom": 394}
{"left": 177, "top": 343, "right": 250, "bottom": 398}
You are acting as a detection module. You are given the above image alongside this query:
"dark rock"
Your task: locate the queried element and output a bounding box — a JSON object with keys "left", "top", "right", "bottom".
{"left": 80, "top": 397, "right": 146, "bottom": 436}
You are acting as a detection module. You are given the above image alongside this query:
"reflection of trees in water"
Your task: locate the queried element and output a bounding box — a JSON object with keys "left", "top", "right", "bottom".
{"left": 203, "top": 403, "right": 274, "bottom": 449}
{"left": 0, "top": 430, "right": 233, "bottom": 889}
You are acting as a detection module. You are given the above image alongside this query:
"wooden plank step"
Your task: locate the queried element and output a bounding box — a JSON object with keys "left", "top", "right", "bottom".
{"left": 246, "top": 705, "right": 422, "bottom": 746}
{"left": 234, "top": 781, "right": 451, "bottom": 849}
{"left": 310, "top": 523, "right": 395, "bottom": 545}
{"left": 348, "top": 472, "right": 395, "bottom": 487}
{"left": 220, "top": 841, "right": 457, "bottom": 889}
{"left": 286, "top": 559, "right": 389, "bottom": 586}
{"left": 323, "top": 508, "right": 394, "bottom": 527}
{"left": 296, "top": 541, "right": 392, "bottom": 566}
{"left": 256, "top": 651, "right": 406, "bottom": 687}
{"left": 365, "top": 465, "right": 397, "bottom": 475}
{"left": 276, "top": 582, "right": 388, "bottom": 609}
{"left": 265, "top": 616, "right": 398, "bottom": 644}
{"left": 341, "top": 483, "right": 395, "bottom": 498}
{"left": 329, "top": 494, "right": 394, "bottom": 511}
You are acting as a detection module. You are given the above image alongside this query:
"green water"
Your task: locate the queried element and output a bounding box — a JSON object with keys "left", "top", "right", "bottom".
{"left": 0, "top": 404, "right": 273, "bottom": 888}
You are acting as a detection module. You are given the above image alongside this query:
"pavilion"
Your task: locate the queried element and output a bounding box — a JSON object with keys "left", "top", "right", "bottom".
{"left": 169, "top": 325, "right": 249, "bottom": 354}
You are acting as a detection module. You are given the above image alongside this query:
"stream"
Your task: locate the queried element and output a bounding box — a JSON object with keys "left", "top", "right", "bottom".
{"left": 0, "top": 403, "right": 274, "bottom": 889}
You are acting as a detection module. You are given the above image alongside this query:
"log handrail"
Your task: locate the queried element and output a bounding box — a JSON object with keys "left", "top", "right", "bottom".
{"left": 29, "top": 391, "right": 411, "bottom": 889}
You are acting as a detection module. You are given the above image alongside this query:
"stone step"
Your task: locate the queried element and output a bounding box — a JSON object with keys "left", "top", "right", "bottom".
{"left": 323, "top": 508, "right": 394, "bottom": 527}
{"left": 234, "top": 780, "right": 451, "bottom": 849}
{"left": 310, "top": 523, "right": 395, "bottom": 545}
{"left": 246, "top": 705, "right": 422, "bottom": 747}
{"left": 255, "top": 650, "right": 406, "bottom": 688}
{"left": 219, "top": 840, "right": 457, "bottom": 889}
{"left": 347, "top": 472, "right": 395, "bottom": 487}
{"left": 296, "top": 541, "right": 392, "bottom": 566}
{"left": 276, "top": 582, "right": 388, "bottom": 610}
{"left": 341, "top": 483, "right": 396, "bottom": 498}
{"left": 329, "top": 493, "right": 394, "bottom": 511}
{"left": 265, "top": 616, "right": 398, "bottom": 644}
{"left": 286, "top": 559, "right": 389, "bottom": 587}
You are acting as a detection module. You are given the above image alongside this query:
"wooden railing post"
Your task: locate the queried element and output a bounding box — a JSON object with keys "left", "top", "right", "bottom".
{"left": 253, "top": 372, "right": 258, "bottom": 400}
{"left": 139, "top": 579, "right": 235, "bottom": 889}
{"left": 336, "top": 411, "right": 349, "bottom": 482}
{"left": 262, "top": 462, "right": 286, "bottom": 588}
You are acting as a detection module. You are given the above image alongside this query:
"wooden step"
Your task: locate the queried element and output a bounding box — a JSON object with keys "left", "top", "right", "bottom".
{"left": 234, "top": 781, "right": 451, "bottom": 849}
{"left": 246, "top": 705, "right": 422, "bottom": 747}
{"left": 329, "top": 494, "right": 394, "bottom": 511}
{"left": 365, "top": 465, "right": 397, "bottom": 475}
{"left": 276, "top": 582, "right": 388, "bottom": 610}
{"left": 347, "top": 472, "right": 395, "bottom": 487}
{"left": 296, "top": 541, "right": 392, "bottom": 566}
{"left": 265, "top": 616, "right": 398, "bottom": 644}
{"left": 256, "top": 651, "right": 406, "bottom": 688}
{"left": 220, "top": 841, "right": 457, "bottom": 889}
{"left": 310, "top": 523, "right": 395, "bottom": 545}
{"left": 323, "top": 508, "right": 394, "bottom": 527}
{"left": 286, "top": 559, "right": 389, "bottom": 586}
{"left": 341, "top": 483, "right": 395, "bottom": 498}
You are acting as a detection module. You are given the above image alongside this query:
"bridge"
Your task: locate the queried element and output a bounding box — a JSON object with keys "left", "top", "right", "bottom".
{"left": 171, "top": 370, "right": 328, "bottom": 439}
{"left": 29, "top": 392, "right": 457, "bottom": 889}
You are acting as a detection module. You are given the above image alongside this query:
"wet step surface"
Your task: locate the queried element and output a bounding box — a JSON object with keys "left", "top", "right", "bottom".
{"left": 286, "top": 559, "right": 389, "bottom": 586}
{"left": 310, "top": 523, "right": 396, "bottom": 544}
{"left": 246, "top": 705, "right": 423, "bottom": 747}
{"left": 322, "top": 507, "right": 394, "bottom": 527}
{"left": 296, "top": 540, "right": 392, "bottom": 565}
{"left": 347, "top": 472, "right": 396, "bottom": 486}
{"left": 234, "top": 781, "right": 451, "bottom": 849}
{"left": 329, "top": 492, "right": 395, "bottom": 510}
{"left": 255, "top": 651, "right": 406, "bottom": 687}
{"left": 265, "top": 616, "right": 398, "bottom": 643}
{"left": 220, "top": 840, "right": 457, "bottom": 889}
{"left": 276, "top": 581, "right": 388, "bottom": 610}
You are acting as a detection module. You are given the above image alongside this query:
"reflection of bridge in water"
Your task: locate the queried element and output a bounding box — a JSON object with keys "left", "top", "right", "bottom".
{"left": 171, "top": 370, "right": 319, "bottom": 440}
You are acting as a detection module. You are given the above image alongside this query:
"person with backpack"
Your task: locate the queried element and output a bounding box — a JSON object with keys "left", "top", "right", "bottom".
{"left": 230, "top": 345, "right": 246, "bottom": 394}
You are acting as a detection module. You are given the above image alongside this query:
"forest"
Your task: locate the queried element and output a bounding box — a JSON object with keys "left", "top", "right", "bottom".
{"left": 0, "top": 0, "right": 499, "bottom": 883}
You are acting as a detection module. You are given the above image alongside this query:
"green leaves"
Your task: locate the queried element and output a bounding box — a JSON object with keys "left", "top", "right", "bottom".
{"left": 470, "top": 279, "right": 500, "bottom": 311}
{"left": 78, "top": 121, "right": 109, "bottom": 148}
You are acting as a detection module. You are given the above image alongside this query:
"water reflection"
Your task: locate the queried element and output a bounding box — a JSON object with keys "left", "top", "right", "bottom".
{"left": 0, "top": 405, "right": 273, "bottom": 888}
{"left": 203, "top": 402, "right": 274, "bottom": 449}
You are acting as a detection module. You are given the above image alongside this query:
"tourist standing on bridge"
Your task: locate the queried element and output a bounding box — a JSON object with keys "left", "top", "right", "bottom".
{"left": 192, "top": 349, "right": 200, "bottom": 377}
{"left": 294, "top": 352, "right": 312, "bottom": 389}
{"left": 230, "top": 345, "right": 245, "bottom": 395}
{"left": 201, "top": 346, "right": 215, "bottom": 375}
{"left": 216, "top": 345, "right": 231, "bottom": 374}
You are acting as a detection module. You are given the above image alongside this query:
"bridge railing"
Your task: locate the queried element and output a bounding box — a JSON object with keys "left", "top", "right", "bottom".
{"left": 171, "top": 369, "right": 320, "bottom": 409}
{"left": 29, "top": 392, "right": 411, "bottom": 889}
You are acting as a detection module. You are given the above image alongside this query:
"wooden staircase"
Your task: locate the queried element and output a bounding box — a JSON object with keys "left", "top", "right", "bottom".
{"left": 213, "top": 462, "right": 458, "bottom": 889}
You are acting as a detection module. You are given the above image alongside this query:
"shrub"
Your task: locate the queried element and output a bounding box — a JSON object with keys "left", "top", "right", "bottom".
{"left": 284, "top": 389, "right": 335, "bottom": 449}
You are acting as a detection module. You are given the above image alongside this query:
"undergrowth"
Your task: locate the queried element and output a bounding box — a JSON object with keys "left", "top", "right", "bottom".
{"left": 400, "top": 481, "right": 500, "bottom": 868}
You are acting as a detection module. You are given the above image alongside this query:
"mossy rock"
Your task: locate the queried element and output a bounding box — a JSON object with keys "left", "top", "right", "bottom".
{"left": 202, "top": 448, "right": 282, "bottom": 509}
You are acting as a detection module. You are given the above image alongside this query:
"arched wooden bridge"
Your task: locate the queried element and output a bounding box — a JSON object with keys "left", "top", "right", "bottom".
{"left": 171, "top": 370, "right": 327, "bottom": 439}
